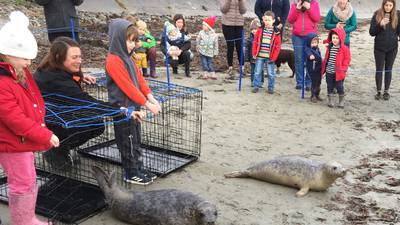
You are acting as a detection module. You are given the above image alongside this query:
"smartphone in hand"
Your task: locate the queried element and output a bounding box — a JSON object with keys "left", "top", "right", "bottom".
{"left": 385, "top": 13, "right": 390, "bottom": 21}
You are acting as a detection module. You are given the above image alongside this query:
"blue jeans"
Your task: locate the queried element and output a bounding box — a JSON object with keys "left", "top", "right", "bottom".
{"left": 253, "top": 58, "right": 275, "bottom": 91}
{"left": 250, "top": 62, "right": 264, "bottom": 84}
{"left": 200, "top": 55, "right": 215, "bottom": 72}
{"left": 292, "top": 35, "right": 311, "bottom": 88}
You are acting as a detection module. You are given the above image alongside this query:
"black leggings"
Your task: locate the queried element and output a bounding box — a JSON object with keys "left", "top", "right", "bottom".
{"left": 374, "top": 48, "right": 398, "bottom": 92}
{"left": 222, "top": 25, "right": 243, "bottom": 67}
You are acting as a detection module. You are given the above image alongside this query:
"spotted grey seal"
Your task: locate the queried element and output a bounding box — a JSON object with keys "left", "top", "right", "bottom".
{"left": 224, "top": 156, "right": 346, "bottom": 197}
{"left": 92, "top": 166, "right": 217, "bottom": 225}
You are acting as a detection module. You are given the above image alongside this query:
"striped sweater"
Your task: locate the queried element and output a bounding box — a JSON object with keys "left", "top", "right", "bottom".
{"left": 326, "top": 45, "right": 339, "bottom": 74}
{"left": 258, "top": 28, "right": 273, "bottom": 59}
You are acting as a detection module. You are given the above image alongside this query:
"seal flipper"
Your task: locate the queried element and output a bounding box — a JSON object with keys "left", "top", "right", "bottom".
{"left": 92, "top": 166, "right": 116, "bottom": 190}
{"left": 295, "top": 187, "right": 310, "bottom": 197}
{"left": 224, "top": 170, "right": 250, "bottom": 178}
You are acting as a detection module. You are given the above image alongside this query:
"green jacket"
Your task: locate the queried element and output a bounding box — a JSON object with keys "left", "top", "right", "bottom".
{"left": 142, "top": 31, "right": 156, "bottom": 49}
{"left": 324, "top": 8, "right": 357, "bottom": 45}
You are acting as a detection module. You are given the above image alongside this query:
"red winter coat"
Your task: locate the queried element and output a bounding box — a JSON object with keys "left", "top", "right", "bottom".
{"left": 322, "top": 28, "right": 351, "bottom": 81}
{"left": 252, "top": 27, "right": 281, "bottom": 61}
{"left": 0, "top": 62, "right": 53, "bottom": 153}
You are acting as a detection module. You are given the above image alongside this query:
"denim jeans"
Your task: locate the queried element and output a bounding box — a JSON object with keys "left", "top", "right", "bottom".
{"left": 292, "top": 35, "right": 311, "bottom": 88}
{"left": 200, "top": 55, "right": 215, "bottom": 72}
{"left": 253, "top": 58, "right": 275, "bottom": 91}
{"left": 250, "top": 62, "right": 264, "bottom": 84}
{"left": 326, "top": 73, "right": 344, "bottom": 95}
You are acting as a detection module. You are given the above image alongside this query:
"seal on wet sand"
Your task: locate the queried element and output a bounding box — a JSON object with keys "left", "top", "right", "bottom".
{"left": 92, "top": 166, "right": 218, "bottom": 225}
{"left": 224, "top": 156, "right": 346, "bottom": 197}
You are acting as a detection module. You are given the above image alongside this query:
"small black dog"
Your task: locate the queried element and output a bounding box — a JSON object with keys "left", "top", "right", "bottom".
{"left": 275, "top": 49, "right": 295, "bottom": 78}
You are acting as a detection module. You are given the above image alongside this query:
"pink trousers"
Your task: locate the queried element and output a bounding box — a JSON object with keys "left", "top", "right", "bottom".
{"left": 0, "top": 152, "right": 36, "bottom": 194}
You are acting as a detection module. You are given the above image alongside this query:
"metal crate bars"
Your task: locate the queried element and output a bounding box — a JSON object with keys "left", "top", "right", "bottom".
{"left": 78, "top": 76, "right": 203, "bottom": 177}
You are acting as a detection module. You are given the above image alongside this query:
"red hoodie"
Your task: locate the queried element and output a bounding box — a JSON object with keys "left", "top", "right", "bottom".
{"left": 322, "top": 28, "right": 351, "bottom": 81}
{"left": 0, "top": 62, "right": 53, "bottom": 153}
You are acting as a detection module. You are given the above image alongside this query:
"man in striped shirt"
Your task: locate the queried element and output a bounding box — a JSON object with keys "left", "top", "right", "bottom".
{"left": 251, "top": 11, "right": 281, "bottom": 94}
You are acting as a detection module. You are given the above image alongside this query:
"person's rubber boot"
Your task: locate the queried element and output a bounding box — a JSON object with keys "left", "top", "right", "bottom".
{"left": 149, "top": 60, "right": 157, "bottom": 78}
{"left": 327, "top": 94, "right": 334, "bottom": 108}
{"left": 142, "top": 68, "right": 149, "bottom": 77}
{"left": 338, "top": 94, "right": 345, "bottom": 109}
{"left": 310, "top": 89, "right": 317, "bottom": 103}
{"left": 9, "top": 190, "right": 51, "bottom": 225}
{"left": 172, "top": 67, "right": 178, "bottom": 74}
{"left": 31, "top": 186, "right": 52, "bottom": 225}
{"left": 184, "top": 63, "right": 191, "bottom": 77}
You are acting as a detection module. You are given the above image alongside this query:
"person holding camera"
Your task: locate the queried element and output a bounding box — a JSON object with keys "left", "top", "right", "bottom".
{"left": 287, "top": 0, "right": 320, "bottom": 91}
{"left": 324, "top": 0, "right": 357, "bottom": 48}
{"left": 369, "top": 0, "right": 400, "bottom": 101}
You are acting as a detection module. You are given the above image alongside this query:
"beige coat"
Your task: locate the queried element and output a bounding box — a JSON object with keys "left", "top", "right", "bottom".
{"left": 220, "top": 0, "right": 247, "bottom": 26}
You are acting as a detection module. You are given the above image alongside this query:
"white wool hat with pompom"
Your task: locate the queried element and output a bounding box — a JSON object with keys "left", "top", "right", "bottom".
{"left": 0, "top": 11, "right": 37, "bottom": 59}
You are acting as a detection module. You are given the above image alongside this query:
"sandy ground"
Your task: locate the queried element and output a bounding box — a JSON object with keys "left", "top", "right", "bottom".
{"left": 1, "top": 7, "right": 400, "bottom": 225}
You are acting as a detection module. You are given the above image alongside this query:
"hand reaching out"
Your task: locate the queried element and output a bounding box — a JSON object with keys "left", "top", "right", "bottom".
{"left": 82, "top": 75, "right": 96, "bottom": 84}
{"left": 145, "top": 101, "right": 161, "bottom": 115}
{"left": 50, "top": 134, "right": 59, "bottom": 147}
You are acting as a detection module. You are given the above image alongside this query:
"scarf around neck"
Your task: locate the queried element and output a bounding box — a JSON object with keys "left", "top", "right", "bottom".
{"left": 333, "top": 2, "right": 353, "bottom": 22}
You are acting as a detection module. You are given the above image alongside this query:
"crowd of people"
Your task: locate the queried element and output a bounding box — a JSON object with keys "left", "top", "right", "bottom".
{"left": 0, "top": 0, "right": 399, "bottom": 224}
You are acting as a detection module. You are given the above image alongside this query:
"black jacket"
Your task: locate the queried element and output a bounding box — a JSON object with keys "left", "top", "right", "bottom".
{"left": 35, "top": 0, "right": 84, "bottom": 33}
{"left": 304, "top": 33, "right": 322, "bottom": 76}
{"left": 33, "top": 68, "right": 105, "bottom": 104}
{"left": 254, "top": 0, "right": 290, "bottom": 26}
{"left": 369, "top": 10, "right": 400, "bottom": 52}
{"left": 34, "top": 68, "right": 108, "bottom": 146}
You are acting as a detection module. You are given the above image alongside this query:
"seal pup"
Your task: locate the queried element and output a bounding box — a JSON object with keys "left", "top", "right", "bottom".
{"left": 92, "top": 166, "right": 217, "bottom": 225}
{"left": 224, "top": 156, "right": 346, "bottom": 197}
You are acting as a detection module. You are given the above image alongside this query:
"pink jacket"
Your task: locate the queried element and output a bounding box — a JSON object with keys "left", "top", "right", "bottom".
{"left": 287, "top": 0, "right": 320, "bottom": 36}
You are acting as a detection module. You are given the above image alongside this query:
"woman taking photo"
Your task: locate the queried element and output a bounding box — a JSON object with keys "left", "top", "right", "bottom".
{"left": 324, "top": 0, "right": 357, "bottom": 47}
{"left": 370, "top": 0, "right": 400, "bottom": 100}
